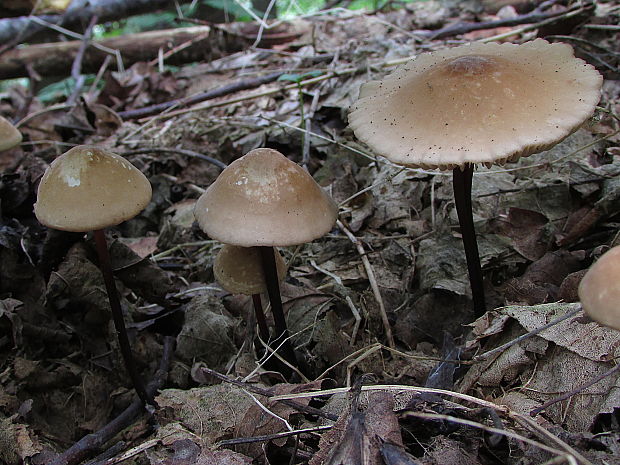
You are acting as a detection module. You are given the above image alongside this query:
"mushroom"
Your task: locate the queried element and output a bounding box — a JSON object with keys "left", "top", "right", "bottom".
{"left": 194, "top": 147, "right": 338, "bottom": 369}
{"left": 349, "top": 39, "right": 603, "bottom": 317}
{"left": 578, "top": 246, "right": 620, "bottom": 330}
{"left": 34, "top": 145, "right": 154, "bottom": 405}
{"left": 0, "top": 115, "right": 22, "bottom": 151}
{"left": 214, "top": 244, "right": 287, "bottom": 344}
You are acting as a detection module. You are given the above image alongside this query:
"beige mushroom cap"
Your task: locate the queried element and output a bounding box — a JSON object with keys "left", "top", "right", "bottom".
{"left": 578, "top": 246, "right": 620, "bottom": 331}
{"left": 215, "top": 244, "right": 287, "bottom": 295}
{"left": 194, "top": 148, "right": 338, "bottom": 247}
{"left": 349, "top": 39, "right": 603, "bottom": 169}
{"left": 34, "top": 145, "right": 152, "bottom": 232}
{"left": 0, "top": 115, "right": 22, "bottom": 151}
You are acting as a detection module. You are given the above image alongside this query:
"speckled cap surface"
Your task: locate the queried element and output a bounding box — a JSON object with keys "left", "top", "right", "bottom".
{"left": 215, "top": 244, "right": 287, "bottom": 295}
{"left": 348, "top": 39, "right": 603, "bottom": 169}
{"left": 578, "top": 246, "right": 620, "bottom": 331}
{"left": 0, "top": 115, "right": 22, "bottom": 151}
{"left": 194, "top": 148, "right": 338, "bottom": 247}
{"left": 34, "top": 145, "right": 152, "bottom": 232}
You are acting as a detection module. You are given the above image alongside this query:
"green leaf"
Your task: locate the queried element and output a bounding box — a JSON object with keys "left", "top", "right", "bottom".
{"left": 278, "top": 70, "right": 324, "bottom": 83}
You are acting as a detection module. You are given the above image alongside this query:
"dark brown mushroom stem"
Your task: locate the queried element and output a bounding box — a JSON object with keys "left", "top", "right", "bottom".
{"left": 258, "top": 246, "right": 297, "bottom": 368}
{"left": 93, "top": 229, "right": 154, "bottom": 407}
{"left": 452, "top": 164, "right": 486, "bottom": 317}
{"left": 251, "top": 293, "right": 270, "bottom": 344}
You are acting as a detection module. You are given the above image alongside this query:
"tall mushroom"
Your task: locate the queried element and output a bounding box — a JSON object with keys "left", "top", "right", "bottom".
{"left": 194, "top": 148, "right": 338, "bottom": 369}
{"left": 349, "top": 39, "right": 603, "bottom": 317}
{"left": 34, "top": 145, "right": 154, "bottom": 405}
{"left": 0, "top": 115, "right": 22, "bottom": 151}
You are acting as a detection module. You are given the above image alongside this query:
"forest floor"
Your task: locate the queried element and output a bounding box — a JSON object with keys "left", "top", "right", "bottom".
{"left": 1, "top": 1, "right": 620, "bottom": 464}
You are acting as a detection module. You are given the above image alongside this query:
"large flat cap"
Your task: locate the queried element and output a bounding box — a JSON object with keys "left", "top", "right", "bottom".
{"left": 349, "top": 39, "right": 603, "bottom": 169}
{"left": 35, "top": 145, "right": 152, "bottom": 232}
{"left": 194, "top": 148, "right": 338, "bottom": 247}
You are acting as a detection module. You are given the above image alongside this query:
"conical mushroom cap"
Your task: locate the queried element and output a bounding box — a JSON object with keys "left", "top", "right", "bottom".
{"left": 349, "top": 39, "right": 603, "bottom": 169}
{"left": 34, "top": 145, "right": 152, "bottom": 232}
{"left": 578, "top": 246, "right": 620, "bottom": 331}
{"left": 0, "top": 115, "right": 22, "bottom": 151}
{"left": 194, "top": 148, "right": 338, "bottom": 247}
{"left": 215, "top": 244, "right": 287, "bottom": 295}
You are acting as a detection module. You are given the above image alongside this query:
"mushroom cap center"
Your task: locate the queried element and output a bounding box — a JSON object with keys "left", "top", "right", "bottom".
{"left": 441, "top": 55, "right": 498, "bottom": 76}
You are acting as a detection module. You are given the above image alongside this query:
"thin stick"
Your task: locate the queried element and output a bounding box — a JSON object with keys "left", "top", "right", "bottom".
{"left": 474, "top": 306, "right": 582, "bottom": 361}
{"left": 199, "top": 367, "right": 338, "bottom": 420}
{"left": 217, "top": 425, "right": 332, "bottom": 447}
{"left": 530, "top": 363, "right": 620, "bottom": 417}
{"left": 93, "top": 230, "right": 153, "bottom": 406}
{"left": 337, "top": 220, "right": 395, "bottom": 347}
{"left": 49, "top": 336, "right": 175, "bottom": 465}
{"left": 403, "top": 411, "right": 575, "bottom": 460}
{"left": 258, "top": 246, "right": 297, "bottom": 370}
{"left": 118, "top": 71, "right": 284, "bottom": 120}
{"left": 453, "top": 164, "right": 486, "bottom": 317}
{"left": 122, "top": 148, "right": 227, "bottom": 170}
{"left": 67, "top": 15, "right": 98, "bottom": 106}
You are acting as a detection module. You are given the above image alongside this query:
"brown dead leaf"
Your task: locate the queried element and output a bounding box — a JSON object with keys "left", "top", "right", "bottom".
{"left": 0, "top": 415, "right": 42, "bottom": 465}
{"left": 147, "top": 423, "right": 253, "bottom": 464}
{"left": 196, "top": 448, "right": 253, "bottom": 465}
{"left": 117, "top": 236, "right": 159, "bottom": 259}
{"left": 461, "top": 303, "right": 620, "bottom": 431}
{"left": 156, "top": 384, "right": 257, "bottom": 446}
{"left": 501, "top": 250, "right": 583, "bottom": 305}
{"left": 495, "top": 207, "right": 549, "bottom": 261}
{"left": 235, "top": 381, "right": 323, "bottom": 457}
{"left": 109, "top": 238, "right": 175, "bottom": 305}
{"left": 311, "top": 390, "right": 403, "bottom": 465}
{"left": 175, "top": 294, "right": 237, "bottom": 371}
{"left": 420, "top": 436, "right": 482, "bottom": 465}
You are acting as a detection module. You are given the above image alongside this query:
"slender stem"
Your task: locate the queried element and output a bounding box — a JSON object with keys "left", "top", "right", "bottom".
{"left": 452, "top": 165, "right": 486, "bottom": 317}
{"left": 257, "top": 246, "right": 297, "bottom": 368}
{"left": 252, "top": 293, "right": 270, "bottom": 344}
{"left": 93, "top": 230, "right": 154, "bottom": 406}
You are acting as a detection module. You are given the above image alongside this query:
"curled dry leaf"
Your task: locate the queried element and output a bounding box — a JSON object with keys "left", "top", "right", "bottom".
{"left": 461, "top": 303, "right": 620, "bottom": 432}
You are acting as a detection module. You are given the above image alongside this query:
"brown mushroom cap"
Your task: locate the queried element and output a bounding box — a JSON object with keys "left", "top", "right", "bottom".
{"left": 578, "top": 246, "right": 620, "bottom": 331}
{"left": 215, "top": 244, "right": 287, "bottom": 295}
{"left": 349, "top": 39, "right": 603, "bottom": 169}
{"left": 0, "top": 115, "right": 22, "bottom": 152}
{"left": 194, "top": 148, "right": 338, "bottom": 247}
{"left": 34, "top": 145, "right": 152, "bottom": 232}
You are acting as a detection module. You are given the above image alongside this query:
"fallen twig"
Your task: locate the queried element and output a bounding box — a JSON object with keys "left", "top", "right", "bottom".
{"left": 122, "top": 147, "right": 228, "bottom": 170}
{"left": 530, "top": 363, "right": 620, "bottom": 417}
{"left": 216, "top": 425, "right": 332, "bottom": 447}
{"left": 422, "top": 1, "right": 578, "bottom": 40}
{"left": 337, "top": 219, "right": 395, "bottom": 348}
{"left": 473, "top": 306, "right": 582, "bottom": 362}
{"left": 200, "top": 365, "right": 339, "bottom": 421}
{"left": 48, "top": 336, "right": 175, "bottom": 465}
{"left": 117, "top": 71, "right": 284, "bottom": 120}
{"left": 67, "top": 15, "right": 98, "bottom": 106}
